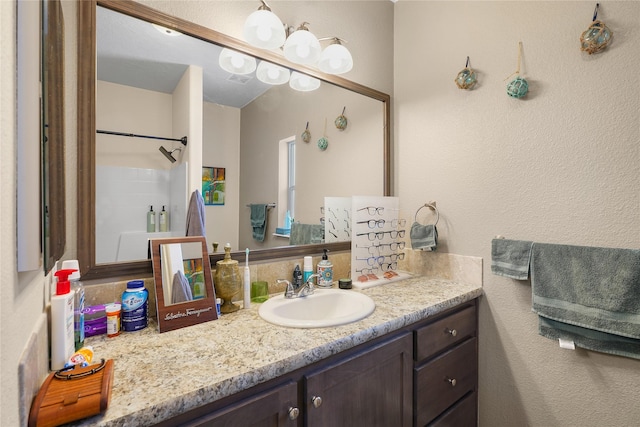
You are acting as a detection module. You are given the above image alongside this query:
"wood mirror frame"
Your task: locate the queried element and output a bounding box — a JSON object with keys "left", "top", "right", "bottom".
{"left": 150, "top": 236, "right": 218, "bottom": 333}
{"left": 77, "top": 0, "right": 391, "bottom": 281}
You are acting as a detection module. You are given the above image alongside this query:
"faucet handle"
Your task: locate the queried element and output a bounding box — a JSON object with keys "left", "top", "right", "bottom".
{"left": 278, "top": 279, "right": 294, "bottom": 298}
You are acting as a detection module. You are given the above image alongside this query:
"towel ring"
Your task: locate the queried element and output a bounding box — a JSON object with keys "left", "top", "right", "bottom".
{"left": 414, "top": 203, "right": 439, "bottom": 226}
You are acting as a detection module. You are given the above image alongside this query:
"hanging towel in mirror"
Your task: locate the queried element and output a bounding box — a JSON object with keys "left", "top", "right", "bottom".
{"left": 491, "top": 239, "right": 533, "bottom": 280}
{"left": 171, "top": 270, "right": 193, "bottom": 304}
{"left": 410, "top": 222, "right": 438, "bottom": 251}
{"left": 186, "top": 189, "right": 206, "bottom": 237}
{"left": 250, "top": 204, "right": 268, "bottom": 242}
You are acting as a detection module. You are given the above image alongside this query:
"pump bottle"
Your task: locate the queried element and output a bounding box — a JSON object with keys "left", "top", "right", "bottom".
{"left": 159, "top": 205, "right": 169, "bottom": 232}
{"left": 147, "top": 205, "right": 156, "bottom": 232}
{"left": 61, "top": 260, "right": 85, "bottom": 351}
{"left": 317, "top": 249, "right": 333, "bottom": 288}
{"left": 51, "top": 269, "right": 77, "bottom": 370}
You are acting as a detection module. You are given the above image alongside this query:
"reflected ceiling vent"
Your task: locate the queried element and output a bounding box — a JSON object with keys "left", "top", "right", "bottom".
{"left": 226, "top": 74, "right": 253, "bottom": 85}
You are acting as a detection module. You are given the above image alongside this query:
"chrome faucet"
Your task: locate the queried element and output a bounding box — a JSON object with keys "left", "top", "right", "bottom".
{"left": 279, "top": 274, "right": 319, "bottom": 299}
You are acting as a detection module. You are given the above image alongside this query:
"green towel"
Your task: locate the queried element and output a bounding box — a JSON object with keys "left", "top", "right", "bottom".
{"left": 410, "top": 222, "right": 437, "bottom": 251}
{"left": 491, "top": 239, "right": 533, "bottom": 280}
{"left": 531, "top": 243, "right": 640, "bottom": 359}
{"left": 250, "top": 204, "right": 268, "bottom": 241}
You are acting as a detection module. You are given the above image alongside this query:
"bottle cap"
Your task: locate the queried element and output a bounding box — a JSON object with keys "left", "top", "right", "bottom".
{"left": 54, "top": 269, "right": 77, "bottom": 295}
{"left": 127, "top": 280, "right": 145, "bottom": 289}
{"left": 322, "top": 249, "right": 329, "bottom": 260}
{"left": 61, "top": 260, "right": 81, "bottom": 281}
{"left": 304, "top": 256, "right": 313, "bottom": 271}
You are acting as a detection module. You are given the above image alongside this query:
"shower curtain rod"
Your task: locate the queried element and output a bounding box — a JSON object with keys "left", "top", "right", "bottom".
{"left": 97, "top": 129, "right": 188, "bottom": 146}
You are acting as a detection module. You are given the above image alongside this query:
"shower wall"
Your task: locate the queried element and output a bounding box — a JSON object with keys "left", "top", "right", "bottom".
{"left": 96, "top": 163, "right": 187, "bottom": 263}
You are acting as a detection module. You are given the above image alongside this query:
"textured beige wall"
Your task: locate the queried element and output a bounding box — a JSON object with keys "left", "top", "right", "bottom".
{"left": 394, "top": 1, "right": 640, "bottom": 425}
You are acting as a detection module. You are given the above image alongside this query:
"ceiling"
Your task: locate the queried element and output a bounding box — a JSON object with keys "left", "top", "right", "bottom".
{"left": 96, "top": 6, "right": 271, "bottom": 108}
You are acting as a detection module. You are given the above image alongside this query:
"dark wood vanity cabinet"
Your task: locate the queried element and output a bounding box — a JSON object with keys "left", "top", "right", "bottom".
{"left": 158, "top": 300, "right": 477, "bottom": 427}
{"left": 414, "top": 304, "right": 478, "bottom": 427}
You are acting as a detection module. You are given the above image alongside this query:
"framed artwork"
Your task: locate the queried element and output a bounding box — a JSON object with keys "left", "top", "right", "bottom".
{"left": 202, "top": 166, "right": 225, "bottom": 205}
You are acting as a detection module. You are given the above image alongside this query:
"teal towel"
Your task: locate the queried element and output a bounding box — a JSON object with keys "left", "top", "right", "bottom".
{"left": 410, "top": 222, "right": 437, "bottom": 251}
{"left": 491, "top": 239, "right": 533, "bottom": 280}
{"left": 250, "top": 204, "right": 268, "bottom": 242}
{"left": 531, "top": 243, "right": 640, "bottom": 359}
{"left": 289, "top": 223, "right": 324, "bottom": 245}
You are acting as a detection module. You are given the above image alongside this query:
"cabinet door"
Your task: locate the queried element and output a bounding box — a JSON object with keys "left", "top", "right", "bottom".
{"left": 304, "top": 332, "right": 412, "bottom": 427}
{"left": 182, "top": 381, "right": 300, "bottom": 427}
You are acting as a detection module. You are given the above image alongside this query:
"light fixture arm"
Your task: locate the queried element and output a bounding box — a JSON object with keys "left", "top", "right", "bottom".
{"left": 258, "top": 0, "right": 272, "bottom": 12}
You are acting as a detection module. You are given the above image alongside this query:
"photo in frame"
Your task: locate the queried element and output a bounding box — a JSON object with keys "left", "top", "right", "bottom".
{"left": 150, "top": 236, "right": 218, "bottom": 333}
{"left": 202, "top": 166, "right": 225, "bottom": 205}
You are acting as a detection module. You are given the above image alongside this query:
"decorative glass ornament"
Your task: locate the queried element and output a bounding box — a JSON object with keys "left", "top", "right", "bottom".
{"left": 455, "top": 57, "right": 477, "bottom": 90}
{"left": 335, "top": 107, "right": 348, "bottom": 130}
{"left": 506, "top": 76, "right": 529, "bottom": 98}
{"left": 317, "top": 137, "right": 328, "bottom": 151}
{"left": 301, "top": 121, "right": 311, "bottom": 143}
{"left": 580, "top": 4, "right": 612, "bottom": 55}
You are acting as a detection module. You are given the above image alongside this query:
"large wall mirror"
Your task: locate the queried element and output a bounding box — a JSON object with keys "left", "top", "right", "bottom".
{"left": 77, "top": 0, "right": 391, "bottom": 281}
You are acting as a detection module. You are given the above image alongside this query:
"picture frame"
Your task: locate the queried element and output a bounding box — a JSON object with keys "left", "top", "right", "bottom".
{"left": 150, "top": 236, "right": 218, "bottom": 333}
{"left": 202, "top": 166, "right": 225, "bottom": 205}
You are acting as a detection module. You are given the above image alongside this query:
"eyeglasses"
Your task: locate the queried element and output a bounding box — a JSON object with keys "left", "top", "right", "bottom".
{"left": 356, "top": 267, "right": 380, "bottom": 282}
{"left": 357, "top": 243, "right": 381, "bottom": 255}
{"left": 390, "top": 218, "right": 407, "bottom": 228}
{"left": 382, "top": 253, "right": 405, "bottom": 262}
{"left": 357, "top": 219, "right": 385, "bottom": 229}
{"left": 356, "top": 230, "right": 406, "bottom": 241}
{"left": 378, "top": 241, "right": 406, "bottom": 251}
{"left": 356, "top": 255, "right": 384, "bottom": 266}
{"left": 357, "top": 206, "right": 384, "bottom": 216}
{"left": 380, "top": 261, "right": 398, "bottom": 271}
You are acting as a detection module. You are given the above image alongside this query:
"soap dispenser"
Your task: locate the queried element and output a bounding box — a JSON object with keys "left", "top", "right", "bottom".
{"left": 159, "top": 205, "right": 169, "bottom": 232}
{"left": 147, "top": 205, "right": 156, "bottom": 232}
{"left": 214, "top": 243, "right": 242, "bottom": 313}
{"left": 51, "top": 269, "right": 77, "bottom": 370}
{"left": 317, "top": 249, "right": 333, "bottom": 288}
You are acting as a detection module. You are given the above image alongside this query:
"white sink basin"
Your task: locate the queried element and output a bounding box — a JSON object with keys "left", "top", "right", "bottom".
{"left": 258, "top": 288, "right": 375, "bottom": 328}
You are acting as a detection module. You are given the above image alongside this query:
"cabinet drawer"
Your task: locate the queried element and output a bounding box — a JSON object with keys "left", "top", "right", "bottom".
{"left": 415, "top": 305, "right": 476, "bottom": 362}
{"left": 428, "top": 391, "right": 477, "bottom": 427}
{"left": 415, "top": 337, "right": 477, "bottom": 427}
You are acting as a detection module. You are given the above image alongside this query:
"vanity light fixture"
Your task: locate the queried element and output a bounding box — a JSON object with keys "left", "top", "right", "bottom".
{"left": 256, "top": 61, "right": 290, "bottom": 85}
{"left": 218, "top": 48, "right": 257, "bottom": 75}
{"left": 283, "top": 22, "right": 321, "bottom": 65}
{"left": 318, "top": 38, "right": 353, "bottom": 75}
{"left": 243, "top": 0, "right": 286, "bottom": 50}
{"left": 152, "top": 23, "right": 182, "bottom": 37}
{"left": 289, "top": 71, "right": 321, "bottom": 92}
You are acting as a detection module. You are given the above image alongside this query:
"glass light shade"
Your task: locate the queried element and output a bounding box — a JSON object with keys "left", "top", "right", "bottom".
{"left": 218, "top": 48, "right": 257, "bottom": 75}
{"left": 283, "top": 28, "right": 321, "bottom": 65}
{"left": 318, "top": 43, "right": 353, "bottom": 74}
{"left": 243, "top": 9, "right": 286, "bottom": 49}
{"left": 289, "top": 71, "right": 320, "bottom": 92}
{"left": 256, "top": 61, "right": 290, "bottom": 85}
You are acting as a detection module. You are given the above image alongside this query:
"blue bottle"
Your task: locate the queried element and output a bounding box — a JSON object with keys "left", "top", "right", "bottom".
{"left": 121, "top": 280, "right": 148, "bottom": 332}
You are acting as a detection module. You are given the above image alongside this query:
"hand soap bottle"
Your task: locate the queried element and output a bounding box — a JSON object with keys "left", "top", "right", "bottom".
{"left": 51, "top": 269, "right": 77, "bottom": 370}
{"left": 147, "top": 205, "right": 156, "bottom": 232}
{"left": 317, "top": 249, "right": 333, "bottom": 288}
{"left": 159, "top": 205, "right": 169, "bottom": 232}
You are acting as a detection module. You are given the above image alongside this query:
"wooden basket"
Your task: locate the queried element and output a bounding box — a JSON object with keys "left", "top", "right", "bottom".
{"left": 28, "top": 359, "right": 114, "bottom": 427}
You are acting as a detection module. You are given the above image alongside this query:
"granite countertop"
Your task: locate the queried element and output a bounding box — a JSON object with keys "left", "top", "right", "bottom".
{"left": 73, "top": 276, "right": 482, "bottom": 426}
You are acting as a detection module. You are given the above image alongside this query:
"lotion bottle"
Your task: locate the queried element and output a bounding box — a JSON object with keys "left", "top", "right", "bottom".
{"left": 51, "top": 269, "right": 76, "bottom": 370}
{"left": 61, "top": 260, "right": 85, "bottom": 351}
{"left": 317, "top": 249, "right": 333, "bottom": 288}
{"left": 147, "top": 205, "right": 156, "bottom": 232}
{"left": 303, "top": 256, "right": 314, "bottom": 284}
{"left": 159, "top": 205, "right": 169, "bottom": 232}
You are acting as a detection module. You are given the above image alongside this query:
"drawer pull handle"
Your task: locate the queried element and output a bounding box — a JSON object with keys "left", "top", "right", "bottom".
{"left": 312, "top": 395, "right": 323, "bottom": 408}
{"left": 446, "top": 377, "right": 457, "bottom": 387}
{"left": 288, "top": 407, "right": 300, "bottom": 420}
{"left": 446, "top": 328, "right": 458, "bottom": 337}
